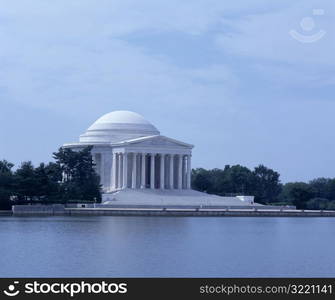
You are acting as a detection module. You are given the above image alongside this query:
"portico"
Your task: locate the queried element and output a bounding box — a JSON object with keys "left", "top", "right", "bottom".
{"left": 92, "top": 142, "right": 191, "bottom": 192}
{"left": 100, "top": 152, "right": 191, "bottom": 191}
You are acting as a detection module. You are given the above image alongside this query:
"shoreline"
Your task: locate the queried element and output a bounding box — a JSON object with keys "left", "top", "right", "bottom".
{"left": 0, "top": 210, "right": 12, "bottom": 216}
{"left": 9, "top": 205, "right": 335, "bottom": 217}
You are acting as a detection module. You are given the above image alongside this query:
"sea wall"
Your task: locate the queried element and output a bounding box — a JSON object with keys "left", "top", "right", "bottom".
{"left": 12, "top": 204, "right": 70, "bottom": 216}
{"left": 11, "top": 205, "right": 335, "bottom": 217}
{"left": 0, "top": 210, "right": 12, "bottom": 216}
{"left": 65, "top": 203, "right": 297, "bottom": 210}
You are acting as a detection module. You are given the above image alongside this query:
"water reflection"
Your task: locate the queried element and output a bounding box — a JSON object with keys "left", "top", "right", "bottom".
{"left": 0, "top": 216, "right": 334, "bottom": 277}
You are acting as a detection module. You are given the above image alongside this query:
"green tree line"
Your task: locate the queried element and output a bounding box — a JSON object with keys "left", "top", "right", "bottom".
{"left": 192, "top": 165, "right": 335, "bottom": 210}
{"left": 1, "top": 149, "right": 335, "bottom": 210}
{"left": 0, "top": 146, "right": 101, "bottom": 210}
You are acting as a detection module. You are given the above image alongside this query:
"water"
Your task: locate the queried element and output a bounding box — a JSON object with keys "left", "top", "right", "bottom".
{"left": 0, "top": 216, "right": 334, "bottom": 277}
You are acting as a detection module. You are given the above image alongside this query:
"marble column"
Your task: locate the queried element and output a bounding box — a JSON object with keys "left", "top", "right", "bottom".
{"left": 150, "top": 153, "right": 155, "bottom": 189}
{"left": 100, "top": 153, "right": 105, "bottom": 190}
{"left": 122, "top": 153, "right": 128, "bottom": 189}
{"left": 178, "top": 154, "right": 182, "bottom": 189}
{"left": 132, "top": 152, "right": 137, "bottom": 189}
{"left": 169, "top": 154, "right": 174, "bottom": 189}
{"left": 141, "top": 153, "right": 146, "bottom": 189}
{"left": 187, "top": 155, "right": 191, "bottom": 189}
{"left": 160, "top": 154, "right": 165, "bottom": 189}
{"left": 112, "top": 152, "right": 117, "bottom": 189}
{"left": 92, "top": 154, "right": 97, "bottom": 174}
{"left": 118, "top": 153, "right": 122, "bottom": 189}
{"left": 183, "top": 155, "right": 187, "bottom": 189}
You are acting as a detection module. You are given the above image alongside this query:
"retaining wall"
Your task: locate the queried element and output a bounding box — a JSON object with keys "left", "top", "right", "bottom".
{"left": 11, "top": 205, "right": 335, "bottom": 217}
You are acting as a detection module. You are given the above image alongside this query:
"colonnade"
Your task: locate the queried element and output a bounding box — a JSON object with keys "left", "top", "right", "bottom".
{"left": 96, "top": 152, "right": 191, "bottom": 191}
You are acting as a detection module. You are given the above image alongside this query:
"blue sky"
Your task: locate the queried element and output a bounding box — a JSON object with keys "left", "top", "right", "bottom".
{"left": 0, "top": 0, "right": 334, "bottom": 182}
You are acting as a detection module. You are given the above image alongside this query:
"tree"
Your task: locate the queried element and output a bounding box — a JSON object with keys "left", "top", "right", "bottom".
{"left": 305, "top": 198, "right": 329, "bottom": 210}
{"left": 288, "top": 182, "right": 315, "bottom": 209}
{"left": 326, "top": 201, "right": 335, "bottom": 210}
{"left": 224, "top": 165, "right": 253, "bottom": 195}
{"left": 252, "top": 165, "right": 281, "bottom": 204}
{"left": 0, "top": 160, "right": 14, "bottom": 210}
{"left": 309, "top": 178, "right": 332, "bottom": 199}
{"left": 34, "top": 162, "right": 62, "bottom": 201}
{"left": 34, "top": 163, "right": 50, "bottom": 200}
{"left": 14, "top": 161, "right": 38, "bottom": 202}
{"left": 328, "top": 179, "right": 335, "bottom": 201}
{"left": 278, "top": 182, "right": 295, "bottom": 204}
{"left": 192, "top": 166, "right": 253, "bottom": 196}
{"left": 192, "top": 168, "right": 212, "bottom": 192}
{"left": 207, "top": 168, "right": 225, "bottom": 194}
{"left": 53, "top": 146, "right": 101, "bottom": 202}
{"left": 192, "top": 164, "right": 282, "bottom": 202}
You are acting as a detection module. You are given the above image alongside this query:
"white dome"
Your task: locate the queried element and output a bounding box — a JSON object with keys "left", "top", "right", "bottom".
{"left": 80, "top": 110, "right": 160, "bottom": 144}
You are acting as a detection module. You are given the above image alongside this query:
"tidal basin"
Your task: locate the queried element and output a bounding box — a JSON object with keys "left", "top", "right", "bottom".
{"left": 1, "top": 216, "right": 335, "bottom": 277}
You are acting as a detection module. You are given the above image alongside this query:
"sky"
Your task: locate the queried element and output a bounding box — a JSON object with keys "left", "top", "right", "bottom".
{"left": 0, "top": 0, "right": 334, "bottom": 183}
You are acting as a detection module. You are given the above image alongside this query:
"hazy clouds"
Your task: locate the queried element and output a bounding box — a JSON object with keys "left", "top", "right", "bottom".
{"left": 0, "top": 0, "right": 334, "bottom": 182}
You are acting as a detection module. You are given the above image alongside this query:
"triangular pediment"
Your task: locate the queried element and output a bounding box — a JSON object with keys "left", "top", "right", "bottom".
{"left": 113, "top": 135, "right": 193, "bottom": 149}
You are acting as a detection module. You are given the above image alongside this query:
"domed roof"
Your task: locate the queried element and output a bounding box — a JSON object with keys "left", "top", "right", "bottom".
{"left": 79, "top": 110, "right": 160, "bottom": 144}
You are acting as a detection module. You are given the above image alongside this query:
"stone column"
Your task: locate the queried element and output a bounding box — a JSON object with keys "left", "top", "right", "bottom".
{"left": 169, "top": 154, "right": 174, "bottom": 189}
{"left": 150, "top": 153, "right": 155, "bottom": 189}
{"left": 132, "top": 152, "right": 137, "bottom": 189}
{"left": 122, "top": 153, "right": 128, "bottom": 189}
{"left": 187, "top": 155, "right": 191, "bottom": 189}
{"left": 92, "top": 154, "right": 97, "bottom": 174}
{"left": 178, "top": 154, "right": 183, "bottom": 189}
{"left": 183, "top": 156, "right": 188, "bottom": 189}
{"left": 141, "top": 153, "right": 146, "bottom": 189}
{"left": 112, "top": 152, "right": 117, "bottom": 189}
{"left": 118, "top": 153, "right": 122, "bottom": 189}
{"left": 160, "top": 154, "right": 165, "bottom": 189}
{"left": 100, "top": 153, "right": 105, "bottom": 190}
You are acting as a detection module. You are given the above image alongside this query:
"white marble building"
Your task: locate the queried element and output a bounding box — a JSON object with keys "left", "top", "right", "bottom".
{"left": 64, "top": 110, "right": 193, "bottom": 192}
{"left": 64, "top": 110, "right": 256, "bottom": 206}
